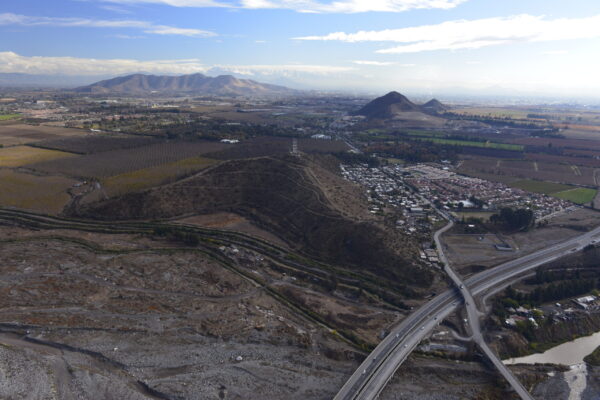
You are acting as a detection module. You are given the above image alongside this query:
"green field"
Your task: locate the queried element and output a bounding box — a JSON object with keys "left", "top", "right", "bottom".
{"left": 510, "top": 180, "right": 573, "bottom": 195}
{"left": 405, "top": 130, "right": 445, "bottom": 137}
{"left": 0, "top": 114, "right": 20, "bottom": 121}
{"left": 385, "top": 157, "right": 404, "bottom": 164}
{"left": 411, "top": 137, "right": 523, "bottom": 151}
{"left": 552, "top": 188, "right": 598, "bottom": 204}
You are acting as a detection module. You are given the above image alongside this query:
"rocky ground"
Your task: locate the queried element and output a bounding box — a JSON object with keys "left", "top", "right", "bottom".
{"left": 0, "top": 223, "right": 525, "bottom": 399}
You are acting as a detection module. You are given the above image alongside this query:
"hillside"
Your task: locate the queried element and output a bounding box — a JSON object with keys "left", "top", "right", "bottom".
{"left": 354, "top": 91, "right": 449, "bottom": 120}
{"left": 353, "top": 91, "right": 420, "bottom": 119}
{"left": 75, "top": 73, "right": 296, "bottom": 96}
{"left": 68, "top": 155, "right": 432, "bottom": 289}
{"left": 422, "top": 98, "right": 449, "bottom": 113}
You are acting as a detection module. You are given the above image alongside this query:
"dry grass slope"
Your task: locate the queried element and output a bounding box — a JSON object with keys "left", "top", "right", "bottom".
{"left": 102, "top": 156, "right": 217, "bottom": 196}
{"left": 0, "top": 169, "right": 75, "bottom": 213}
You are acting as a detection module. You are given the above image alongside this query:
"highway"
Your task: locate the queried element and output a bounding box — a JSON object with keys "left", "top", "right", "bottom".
{"left": 335, "top": 221, "right": 600, "bottom": 400}
{"left": 436, "top": 220, "right": 532, "bottom": 399}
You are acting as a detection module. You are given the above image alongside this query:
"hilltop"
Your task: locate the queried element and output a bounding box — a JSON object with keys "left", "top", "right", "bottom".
{"left": 68, "top": 155, "right": 432, "bottom": 289}
{"left": 422, "top": 98, "right": 449, "bottom": 113}
{"left": 75, "top": 73, "right": 296, "bottom": 96}
{"left": 353, "top": 91, "right": 449, "bottom": 120}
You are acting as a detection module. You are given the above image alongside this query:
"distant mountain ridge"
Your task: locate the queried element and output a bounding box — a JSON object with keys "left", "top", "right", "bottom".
{"left": 75, "top": 73, "right": 297, "bottom": 96}
{"left": 354, "top": 91, "right": 449, "bottom": 119}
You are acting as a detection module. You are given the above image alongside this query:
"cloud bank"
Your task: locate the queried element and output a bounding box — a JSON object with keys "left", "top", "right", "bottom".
{"left": 296, "top": 14, "right": 600, "bottom": 53}
{"left": 102, "top": 0, "right": 467, "bottom": 13}
{"left": 0, "top": 51, "right": 352, "bottom": 77}
{"left": 0, "top": 12, "right": 215, "bottom": 37}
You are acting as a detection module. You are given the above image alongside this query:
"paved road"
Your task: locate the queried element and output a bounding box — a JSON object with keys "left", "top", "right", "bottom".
{"left": 436, "top": 220, "right": 533, "bottom": 400}
{"left": 335, "top": 222, "right": 600, "bottom": 400}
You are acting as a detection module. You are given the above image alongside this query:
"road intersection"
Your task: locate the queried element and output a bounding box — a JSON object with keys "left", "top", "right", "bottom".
{"left": 335, "top": 219, "right": 600, "bottom": 400}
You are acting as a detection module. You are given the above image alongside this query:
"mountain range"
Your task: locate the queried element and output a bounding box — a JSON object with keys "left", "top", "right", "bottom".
{"left": 74, "top": 73, "right": 296, "bottom": 96}
{"left": 354, "top": 91, "right": 449, "bottom": 119}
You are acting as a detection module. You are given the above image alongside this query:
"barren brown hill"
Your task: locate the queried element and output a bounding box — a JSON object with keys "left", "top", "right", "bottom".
{"left": 69, "top": 155, "right": 432, "bottom": 288}
{"left": 353, "top": 91, "right": 421, "bottom": 119}
{"left": 75, "top": 73, "right": 296, "bottom": 96}
{"left": 422, "top": 98, "right": 449, "bottom": 114}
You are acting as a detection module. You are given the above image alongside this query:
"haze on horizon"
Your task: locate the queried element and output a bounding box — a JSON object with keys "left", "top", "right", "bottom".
{"left": 2, "top": 0, "right": 600, "bottom": 99}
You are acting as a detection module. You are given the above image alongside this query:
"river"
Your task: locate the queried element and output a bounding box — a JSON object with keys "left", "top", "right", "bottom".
{"left": 503, "top": 331, "right": 600, "bottom": 366}
{"left": 503, "top": 332, "right": 600, "bottom": 400}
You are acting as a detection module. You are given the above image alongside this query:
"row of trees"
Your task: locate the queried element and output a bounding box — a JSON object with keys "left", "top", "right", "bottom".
{"left": 501, "top": 281, "right": 597, "bottom": 308}
{"left": 490, "top": 207, "right": 535, "bottom": 231}
{"left": 364, "top": 141, "right": 458, "bottom": 163}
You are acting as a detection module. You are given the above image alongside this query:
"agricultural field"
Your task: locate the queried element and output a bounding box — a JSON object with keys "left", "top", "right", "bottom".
{"left": 552, "top": 187, "right": 598, "bottom": 204}
{"left": 0, "top": 145, "right": 75, "bottom": 167}
{"left": 411, "top": 136, "right": 523, "bottom": 151}
{"left": 458, "top": 157, "right": 598, "bottom": 186}
{"left": 206, "top": 137, "right": 349, "bottom": 160}
{"left": 561, "top": 128, "right": 600, "bottom": 140}
{"left": 34, "top": 133, "right": 160, "bottom": 154}
{"left": 102, "top": 156, "right": 217, "bottom": 196}
{"left": 0, "top": 169, "right": 75, "bottom": 213}
{"left": 449, "top": 107, "right": 531, "bottom": 119}
{"left": 0, "top": 114, "right": 20, "bottom": 121}
{"left": 509, "top": 179, "right": 573, "bottom": 194}
{"left": 29, "top": 140, "right": 228, "bottom": 178}
{"left": 0, "top": 124, "right": 88, "bottom": 147}
{"left": 511, "top": 136, "right": 600, "bottom": 152}
{"left": 525, "top": 153, "right": 600, "bottom": 168}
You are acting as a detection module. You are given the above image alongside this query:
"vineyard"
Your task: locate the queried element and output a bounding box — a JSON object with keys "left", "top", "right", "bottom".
{"left": 0, "top": 124, "right": 87, "bottom": 147}
{"left": 206, "top": 136, "right": 349, "bottom": 160}
{"left": 33, "top": 133, "right": 160, "bottom": 154}
{"left": 28, "top": 141, "right": 228, "bottom": 178}
{"left": 458, "top": 158, "right": 598, "bottom": 186}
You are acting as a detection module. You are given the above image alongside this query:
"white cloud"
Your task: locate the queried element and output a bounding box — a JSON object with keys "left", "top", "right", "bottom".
{"left": 104, "top": 0, "right": 231, "bottom": 7}
{"left": 295, "top": 14, "right": 600, "bottom": 53}
{"left": 0, "top": 52, "right": 353, "bottom": 78}
{"left": 352, "top": 60, "right": 415, "bottom": 66}
{"left": 110, "top": 34, "right": 146, "bottom": 39}
{"left": 0, "top": 12, "right": 215, "bottom": 37}
{"left": 352, "top": 60, "right": 394, "bottom": 66}
{"left": 102, "top": 0, "right": 467, "bottom": 13}
{"left": 212, "top": 64, "right": 355, "bottom": 76}
{"left": 0, "top": 51, "right": 208, "bottom": 75}
{"left": 542, "top": 50, "right": 568, "bottom": 55}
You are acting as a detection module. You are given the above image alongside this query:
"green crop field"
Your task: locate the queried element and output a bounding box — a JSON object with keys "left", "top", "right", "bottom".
{"left": 411, "top": 137, "right": 523, "bottom": 151}
{"left": 509, "top": 179, "right": 573, "bottom": 195}
{"left": 552, "top": 188, "right": 598, "bottom": 204}
{"left": 405, "top": 130, "right": 445, "bottom": 137}
{"left": 0, "top": 114, "right": 20, "bottom": 121}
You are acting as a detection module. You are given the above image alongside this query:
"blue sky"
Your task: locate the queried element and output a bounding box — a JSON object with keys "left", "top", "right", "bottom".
{"left": 1, "top": 0, "right": 600, "bottom": 97}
